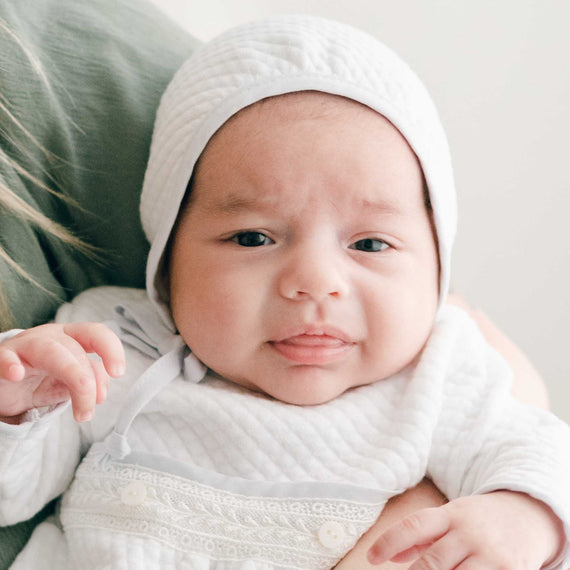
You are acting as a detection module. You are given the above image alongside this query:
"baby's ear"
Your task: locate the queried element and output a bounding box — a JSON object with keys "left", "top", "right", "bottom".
{"left": 156, "top": 259, "right": 173, "bottom": 309}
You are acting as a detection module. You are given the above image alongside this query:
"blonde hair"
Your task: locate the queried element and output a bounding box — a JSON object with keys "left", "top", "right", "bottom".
{"left": 0, "top": 18, "right": 98, "bottom": 331}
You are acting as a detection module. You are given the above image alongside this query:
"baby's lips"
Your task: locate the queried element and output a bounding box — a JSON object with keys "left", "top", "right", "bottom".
{"left": 271, "top": 323, "right": 355, "bottom": 344}
{"left": 269, "top": 336, "right": 355, "bottom": 366}
{"left": 279, "top": 334, "right": 347, "bottom": 347}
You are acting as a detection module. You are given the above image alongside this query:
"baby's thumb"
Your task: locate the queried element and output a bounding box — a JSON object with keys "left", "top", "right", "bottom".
{"left": 0, "top": 348, "right": 26, "bottom": 383}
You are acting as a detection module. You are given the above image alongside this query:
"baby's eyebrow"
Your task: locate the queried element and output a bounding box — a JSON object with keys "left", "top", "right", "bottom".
{"left": 202, "top": 193, "right": 405, "bottom": 216}
{"left": 214, "top": 195, "right": 262, "bottom": 213}
{"left": 356, "top": 198, "right": 404, "bottom": 216}
{"left": 203, "top": 193, "right": 280, "bottom": 215}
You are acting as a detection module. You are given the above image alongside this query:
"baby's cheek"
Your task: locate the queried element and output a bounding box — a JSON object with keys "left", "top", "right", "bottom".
{"left": 182, "top": 305, "right": 247, "bottom": 365}
{"left": 362, "top": 309, "right": 426, "bottom": 380}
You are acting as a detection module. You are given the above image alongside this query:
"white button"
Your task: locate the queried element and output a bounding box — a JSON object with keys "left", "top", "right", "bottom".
{"left": 318, "top": 521, "right": 346, "bottom": 549}
{"left": 120, "top": 481, "right": 147, "bottom": 506}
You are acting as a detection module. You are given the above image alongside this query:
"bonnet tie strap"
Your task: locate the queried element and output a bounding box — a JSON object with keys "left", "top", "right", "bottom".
{"left": 103, "top": 302, "right": 207, "bottom": 459}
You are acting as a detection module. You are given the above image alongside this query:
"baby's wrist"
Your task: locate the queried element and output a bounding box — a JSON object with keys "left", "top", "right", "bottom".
{"left": 0, "top": 406, "right": 59, "bottom": 425}
{"left": 0, "top": 412, "right": 28, "bottom": 425}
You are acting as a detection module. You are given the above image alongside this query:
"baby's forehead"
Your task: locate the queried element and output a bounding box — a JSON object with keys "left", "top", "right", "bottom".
{"left": 232, "top": 90, "right": 378, "bottom": 125}
{"left": 187, "top": 92, "right": 426, "bottom": 221}
{"left": 198, "top": 90, "right": 405, "bottom": 170}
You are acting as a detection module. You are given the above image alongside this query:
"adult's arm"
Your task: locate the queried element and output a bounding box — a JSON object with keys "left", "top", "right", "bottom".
{"left": 446, "top": 294, "right": 548, "bottom": 409}
{"left": 335, "top": 293, "right": 550, "bottom": 569}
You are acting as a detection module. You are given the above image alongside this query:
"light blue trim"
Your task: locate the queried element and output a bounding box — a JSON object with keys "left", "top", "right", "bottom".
{"left": 104, "top": 445, "right": 401, "bottom": 504}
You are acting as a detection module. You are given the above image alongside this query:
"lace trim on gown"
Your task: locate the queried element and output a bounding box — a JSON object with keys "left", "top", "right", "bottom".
{"left": 61, "top": 452, "right": 385, "bottom": 569}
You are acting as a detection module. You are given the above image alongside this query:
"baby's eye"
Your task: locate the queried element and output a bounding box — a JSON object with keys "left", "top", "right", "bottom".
{"left": 231, "top": 231, "right": 273, "bottom": 247}
{"left": 349, "top": 238, "right": 390, "bottom": 252}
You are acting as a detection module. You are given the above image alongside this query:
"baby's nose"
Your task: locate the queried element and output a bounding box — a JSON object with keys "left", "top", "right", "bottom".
{"left": 278, "top": 246, "right": 350, "bottom": 302}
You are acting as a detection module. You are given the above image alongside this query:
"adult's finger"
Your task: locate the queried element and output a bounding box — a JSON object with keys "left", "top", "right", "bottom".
{"left": 408, "top": 531, "right": 470, "bottom": 570}
{"left": 455, "top": 557, "right": 482, "bottom": 570}
{"left": 367, "top": 508, "right": 451, "bottom": 565}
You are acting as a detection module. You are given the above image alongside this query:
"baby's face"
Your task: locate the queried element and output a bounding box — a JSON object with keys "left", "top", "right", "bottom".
{"left": 169, "top": 92, "right": 439, "bottom": 405}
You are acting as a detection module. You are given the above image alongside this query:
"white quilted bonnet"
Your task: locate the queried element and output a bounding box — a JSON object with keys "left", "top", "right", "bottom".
{"left": 140, "top": 14, "right": 457, "bottom": 330}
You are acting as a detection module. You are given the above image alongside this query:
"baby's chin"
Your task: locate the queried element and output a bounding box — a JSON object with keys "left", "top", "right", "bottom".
{"left": 229, "top": 372, "right": 375, "bottom": 407}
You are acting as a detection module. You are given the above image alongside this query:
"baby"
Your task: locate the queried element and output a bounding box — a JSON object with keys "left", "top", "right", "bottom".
{"left": 1, "top": 15, "right": 570, "bottom": 570}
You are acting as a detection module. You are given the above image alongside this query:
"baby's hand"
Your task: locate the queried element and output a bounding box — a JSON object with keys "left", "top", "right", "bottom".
{"left": 0, "top": 323, "right": 125, "bottom": 424}
{"left": 367, "top": 491, "right": 564, "bottom": 569}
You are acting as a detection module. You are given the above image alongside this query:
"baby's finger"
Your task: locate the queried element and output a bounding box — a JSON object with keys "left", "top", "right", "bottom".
{"left": 63, "top": 323, "right": 125, "bottom": 377}
{"left": 15, "top": 337, "right": 97, "bottom": 422}
{"left": 367, "top": 508, "right": 451, "bottom": 565}
{"left": 408, "top": 531, "right": 469, "bottom": 570}
{"left": 0, "top": 347, "right": 25, "bottom": 382}
{"left": 68, "top": 376, "right": 97, "bottom": 423}
{"left": 14, "top": 336, "right": 94, "bottom": 387}
{"left": 90, "top": 359, "right": 110, "bottom": 405}
{"left": 32, "top": 379, "right": 71, "bottom": 408}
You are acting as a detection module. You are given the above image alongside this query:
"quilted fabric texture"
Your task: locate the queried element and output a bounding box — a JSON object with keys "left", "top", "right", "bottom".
{"left": 139, "top": 15, "right": 457, "bottom": 329}
{"left": 2, "top": 286, "right": 569, "bottom": 569}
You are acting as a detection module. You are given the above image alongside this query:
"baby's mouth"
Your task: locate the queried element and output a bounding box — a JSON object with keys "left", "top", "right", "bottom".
{"left": 269, "top": 331, "right": 355, "bottom": 365}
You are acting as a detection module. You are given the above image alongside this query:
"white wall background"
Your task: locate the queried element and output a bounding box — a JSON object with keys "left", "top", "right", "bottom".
{"left": 150, "top": 0, "right": 570, "bottom": 422}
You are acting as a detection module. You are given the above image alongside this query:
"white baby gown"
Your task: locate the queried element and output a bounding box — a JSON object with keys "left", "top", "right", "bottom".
{"left": 1, "top": 286, "right": 569, "bottom": 570}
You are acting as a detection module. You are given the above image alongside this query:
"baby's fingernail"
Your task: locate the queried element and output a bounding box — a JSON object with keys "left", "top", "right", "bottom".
{"left": 111, "top": 362, "right": 126, "bottom": 377}
{"left": 7, "top": 363, "right": 24, "bottom": 380}
{"left": 77, "top": 411, "right": 93, "bottom": 423}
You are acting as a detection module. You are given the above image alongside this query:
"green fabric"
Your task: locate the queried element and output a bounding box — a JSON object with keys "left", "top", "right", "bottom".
{"left": 0, "top": 0, "right": 199, "bottom": 330}
{"left": 0, "top": 0, "right": 198, "bottom": 566}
